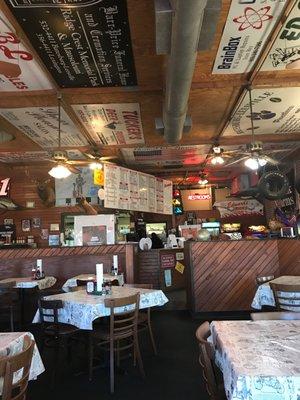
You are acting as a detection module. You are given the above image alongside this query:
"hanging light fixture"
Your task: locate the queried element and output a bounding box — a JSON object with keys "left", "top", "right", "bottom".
{"left": 211, "top": 146, "right": 225, "bottom": 165}
{"left": 198, "top": 172, "right": 208, "bottom": 186}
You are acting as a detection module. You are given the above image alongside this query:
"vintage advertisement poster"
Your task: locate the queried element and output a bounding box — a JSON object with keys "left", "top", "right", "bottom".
{"left": 214, "top": 199, "right": 264, "bottom": 218}
{"left": 7, "top": 0, "right": 137, "bottom": 88}
{"left": 0, "top": 107, "right": 87, "bottom": 147}
{"left": 0, "top": 149, "right": 84, "bottom": 163}
{"left": 72, "top": 103, "right": 144, "bottom": 145}
{"left": 121, "top": 145, "right": 210, "bottom": 166}
{"left": 261, "top": 0, "right": 300, "bottom": 71}
{"left": 223, "top": 87, "right": 300, "bottom": 136}
{"left": 0, "top": 10, "right": 53, "bottom": 91}
{"left": 212, "top": 0, "right": 286, "bottom": 74}
{"left": 104, "top": 164, "right": 173, "bottom": 214}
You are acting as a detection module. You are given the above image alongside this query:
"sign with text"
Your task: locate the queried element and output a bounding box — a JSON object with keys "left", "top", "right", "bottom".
{"left": 212, "top": 0, "right": 286, "bottom": 74}
{"left": 72, "top": 103, "right": 144, "bottom": 145}
{"left": 0, "top": 107, "right": 87, "bottom": 148}
{"left": 214, "top": 199, "right": 264, "bottom": 218}
{"left": 0, "top": 178, "right": 10, "bottom": 197}
{"left": 7, "top": 0, "right": 137, "bottom": 88}
{"left": 223, "top": 87, "right": 300, "bottom": 137}
{"left": 181, "top": 188, "right": 212, "bottom": 211}
{"left": 0, "top": 10, "right": 53, "bottom": 91}
{"left": 161, "top": 253, "right": 176, "bottom": 269}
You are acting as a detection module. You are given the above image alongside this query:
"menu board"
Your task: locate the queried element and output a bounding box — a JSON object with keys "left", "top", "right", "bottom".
{"left": 7, "top": 0, "right": 137, "bottom": 88}
{"left": 104, "top": 164, "right": 173, "bottom": 214}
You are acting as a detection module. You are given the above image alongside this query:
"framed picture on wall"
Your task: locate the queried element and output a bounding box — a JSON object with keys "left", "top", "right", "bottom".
{"left": 32, "top": 218, "right": 41, "bottom": 228}
{"left": 21, "top": 219, "right": 30, "bottom": 232}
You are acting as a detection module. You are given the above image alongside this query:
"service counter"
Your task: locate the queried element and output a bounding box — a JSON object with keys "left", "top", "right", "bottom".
{"left": 185, "top": 238, "right": 300, "bottom": 314}
{"left": 0, "top": 244, "right": 138, "bottom": 287}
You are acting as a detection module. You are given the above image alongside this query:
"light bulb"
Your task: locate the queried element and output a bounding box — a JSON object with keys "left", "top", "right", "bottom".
{"left": 48, "top": 164, "right": 71, "bottom": 179}
{"left": 258, "top": 158, "right": 267, "bottom": 166}
{"left": 244, "top": 157, "right": 259, "bottom": 170}
{"left": 89, "top": 162, "right": 103, "bottom": 170}
{"left": 198, "top": 178, "right": 208, "bottom": 185}
{"left": 211, "top": 156, "right": 224, "bottom": 165}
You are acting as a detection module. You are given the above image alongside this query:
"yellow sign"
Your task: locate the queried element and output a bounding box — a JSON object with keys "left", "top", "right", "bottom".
{"left": 175, "top": 261, "right": 185, "bottom": 274}
{"left": 94, "top": 169, "right": 104, "bottom": 186}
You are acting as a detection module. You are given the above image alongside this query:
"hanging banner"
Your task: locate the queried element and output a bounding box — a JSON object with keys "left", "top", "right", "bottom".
{"left": 223, "top": 87, "right": 300, "bottom": 137}
{"left": 7, "top": 0, "right": 137, "bottom": 88}
{"left": 72, "top": 103, "right": 144, "bottom": 145}
{"left": 104, "top": 164, "right": 173, "bottom": 214}
{"left": 212, "top": 0, "right": 286, "bottom": 74}
{"left": 214, "top": 199, "right": 264, "bottom": 218}
{"left": 0, "top": 107, "right": 87, "bottom": 147}
{"left": 261, "top": 0, "right": 300, "bottom": 71}
{"left": 0, "top": 10, "right": 53, "bottom": 91}
{"left": 121, "top": 145, "right": 210, "bottom": 166}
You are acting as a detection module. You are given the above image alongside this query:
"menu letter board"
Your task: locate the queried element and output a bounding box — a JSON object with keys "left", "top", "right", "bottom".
{"left": 7, "top": 0, "right": 137, "bottom": 88}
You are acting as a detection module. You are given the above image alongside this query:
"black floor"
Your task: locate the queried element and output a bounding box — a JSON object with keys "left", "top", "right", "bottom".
{"left": 27, "top": 310, "right": 209, "bottom": 400}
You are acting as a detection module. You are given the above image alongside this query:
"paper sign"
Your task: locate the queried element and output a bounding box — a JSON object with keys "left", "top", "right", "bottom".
{"left": 164, "top": 269, "right": 172, "bottom": 287}
{"left": 175, "top": 262, "right": 185, "bottom": 274}
{"left": 94, "top": 169, "right": 104, "bottom": 186}
{"left": 161, "top": 254, "right": 176, "bottom": 269}
{"left": 176, "top": 252, "right": 184, "bottom": 261}
{"left": 214, "top": 199, "right": 264, "bottom": 218}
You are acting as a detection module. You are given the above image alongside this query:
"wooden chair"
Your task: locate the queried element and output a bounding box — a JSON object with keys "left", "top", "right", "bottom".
{"left": 88, "top": 293, "right": 144, "bottom": 393}
{"left": 0, "top": 335, "right": 34, "bottom": 400}
{"left": 195, "top": 322, "right": 226, "bottom": 400}
{"left": 270, "top": 283, "right": 300, "bottom": 311}
{"left": 124, "top": 283, "right": 157, "bottom": 355}
{"left": 256, "top": 275, "right": 275, "bottom": 286}
{"left": 0, "top": 285, "right": 19, "bottom": 332}
{"left": 251, "top": 311, "right": 300, "bottom": 321}
{"left": 38, "top": 298, "right": 81, "bottom": 384}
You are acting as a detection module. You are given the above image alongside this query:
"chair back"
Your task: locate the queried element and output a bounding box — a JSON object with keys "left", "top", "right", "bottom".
{"left": 256, "top": 275, "right": 274, "bottom": 286}
{"left": 76, "top": 279, "right": 88, "bottom": 287}
{"left": 0, "top": 335, "right": 34, "bottom": 400}
{"left": 104, "top": 293, "right": 140, "bottom": 339}
{"left": 270, "top": 283, "right": 300, "bottom": 311}
{"left": 0, "top": 281, "right": 16, "bottom": 289}
{"left": 251, "top": 311, "right": 300, "bottom": 321}
{"left": 38, "top": 298, "right": 63, "bottom": 334}
{"left": 195, "top": 322, "right": 221, "bottom": 400}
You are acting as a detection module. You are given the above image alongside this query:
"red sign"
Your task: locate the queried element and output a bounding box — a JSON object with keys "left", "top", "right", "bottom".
{"left": 160, "top": 253, "right": 176, "bottom": 269}
{"left": 188, "top": 194, "right": 211, "bottom": 201}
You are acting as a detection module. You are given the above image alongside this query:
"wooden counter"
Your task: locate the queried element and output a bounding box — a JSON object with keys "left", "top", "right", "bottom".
{"left": 0, "top": 244, "right": 138, "bottom": 286}
{"left": 185, "top": 239, "right": 300, "bottom": 314}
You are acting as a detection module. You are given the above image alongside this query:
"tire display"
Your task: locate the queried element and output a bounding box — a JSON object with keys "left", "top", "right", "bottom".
{"left": 258, "top": 171, "right": 290, "bottom": 200}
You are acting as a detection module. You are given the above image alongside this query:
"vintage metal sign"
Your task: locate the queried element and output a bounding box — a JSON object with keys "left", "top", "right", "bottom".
{"left": 214, "top": 199, "right": 264, "bottom": 218}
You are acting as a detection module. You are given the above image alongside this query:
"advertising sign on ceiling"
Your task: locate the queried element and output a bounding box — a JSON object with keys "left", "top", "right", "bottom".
{"left": 7, "top": 0, "right": 137, "bottom": 88}
{"left": 212, "top": 0, "right": 286, "bottom": 74}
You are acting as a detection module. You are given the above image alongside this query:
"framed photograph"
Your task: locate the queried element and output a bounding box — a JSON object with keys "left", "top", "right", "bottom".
{"left": 50, "top": 223, "right": 59, "bottom": 231}
{"left": 41, "top": 228, "right": 49, "bottom": 240}
{"left": 4, "top": 218, "right": 13, "bottom": 225}
{"left": 21, "top": 219, "right": 30, "bottom": 232}
{"left": 48, "top": 234, "right": 60, "bottom": 246}
{"left": 32, "top": 217, "right": 41, "bottom": 228}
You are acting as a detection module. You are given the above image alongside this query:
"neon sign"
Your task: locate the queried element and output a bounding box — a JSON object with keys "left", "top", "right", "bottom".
{"left": 188, "top": 194, "right": 211, "bottom": 201}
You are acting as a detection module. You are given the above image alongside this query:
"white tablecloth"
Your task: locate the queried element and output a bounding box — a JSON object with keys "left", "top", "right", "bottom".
{"left": 0, "top": 276, "right": 57, "bottom": 290}
{"left": 33, "top": 286, "right": 168, "bottom": 330}
{"left": 0, "top": 332, "right": 45, "bottom": 394}
{"left": 251, "top": 276, "right": 300, "bottom": 310}
{"left": 211, "top": 320, "right": 300, "bottom": 400}
{"left": 62, "top": 273, "right": 124, "bottom": 291}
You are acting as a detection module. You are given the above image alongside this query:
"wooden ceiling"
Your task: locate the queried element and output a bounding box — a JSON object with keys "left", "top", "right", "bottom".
{"left": 0, "top": 0, "right": 299, "bottom": 185}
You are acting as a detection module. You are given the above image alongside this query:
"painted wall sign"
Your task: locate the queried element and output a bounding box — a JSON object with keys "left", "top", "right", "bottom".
{"left": 0, "top": 10, "right": 53, "bottom": 91}
{"left": 223, "top": 87, "right": 300, "bottom": 136}
{"left": 72, "top": 103, "right": 144, "bottom": 145}
{"left": 187, "top": 194, "right": 211, "bottom": 201}
{"left": 212, "top": 0, "right": 286, "bottom": 74}
{"left": 261, "top": 0, "right": 300, "bottom": 71}
{"left": 121, "top": 145, "right": 210, "bottom": 166}
{"left": 7, "top": 0, "right": 137, "bottom": 88}
{"left": 0, "top": 149, "right": 84, "bottom": 163}
{"left": 181, "top": 189, "right": 213, "bottom": 211}
{"left": 0, "top": 107, "right": 87, "bottom": 147}
{"left": 214, "top": 199, "right": 264, "bottom": 218}
{"left": 104, "top": 164, "right": 173, "bottom": 214}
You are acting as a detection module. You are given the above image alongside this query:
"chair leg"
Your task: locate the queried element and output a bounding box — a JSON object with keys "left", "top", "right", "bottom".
{"left": 51, "top": 338, "right": 60, "bottom": 387}
{"left": 147, "top": 312, "right": 157, "bottom": 355}
{"left": 10, "top": 307, "right": 14, "bottom": 332}
{"left": 88, "top": 333, "right": 93, "bottom": 382}
{"left": 116, "top": 340, "right": 120, "bottom": 367}
{"left": 134, "top": 333, "right": 145, "bottom": 378}
{"left": 109, "top": 339, "right": 115, "bottom": 394}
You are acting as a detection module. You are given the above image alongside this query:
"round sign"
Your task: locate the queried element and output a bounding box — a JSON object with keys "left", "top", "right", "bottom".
{"left": 98, "top": 188, "right": 105, "bottom": 200}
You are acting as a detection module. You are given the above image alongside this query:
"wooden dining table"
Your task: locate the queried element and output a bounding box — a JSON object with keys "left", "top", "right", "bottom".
{"left": 33, "top": 286, "right": 168, "bottom": 330}
{"left": 210, "top": 320, "right": 300, "bottom": 400}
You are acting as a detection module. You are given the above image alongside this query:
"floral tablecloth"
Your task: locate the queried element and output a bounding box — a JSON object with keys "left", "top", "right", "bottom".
{"left": 210, "top": 320, "right": 300, "bottom": 400}
{"left": 0, "top": 276, "right": 57, "bottom": 290}
{"left": 0, "top": 332, "right": 45, "bottom": 394}
{"left": 251, "top": 276, "right": 300, "bottom": 310}
{"left": 62, "top": 273, "right": 124, "bottom": 291}
{"left": 33, "top": 286, "right": 168, "bottom": 330}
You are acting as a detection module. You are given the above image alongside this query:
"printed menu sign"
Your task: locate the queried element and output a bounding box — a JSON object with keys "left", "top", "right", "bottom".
{"left": 0, "top": 10, "right": 53, "bottom": 91}
{"left": 7, "top": 0, "right": 137, "bottom": 88}
{"left": 104, "top": 164, "right": 173, "bottom": 214}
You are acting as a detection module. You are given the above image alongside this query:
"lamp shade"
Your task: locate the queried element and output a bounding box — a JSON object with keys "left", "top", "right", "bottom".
{"left": 48, "top": 164, "right": 71, "bottom": 179}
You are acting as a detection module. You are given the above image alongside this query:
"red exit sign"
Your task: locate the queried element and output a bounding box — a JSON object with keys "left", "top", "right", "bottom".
{"left": 188, "top": 194, "right": 211, "bottom": 201}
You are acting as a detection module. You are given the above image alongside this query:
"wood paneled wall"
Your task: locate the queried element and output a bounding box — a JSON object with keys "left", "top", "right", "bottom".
{"left": 185, "top": 239, "right": 300, "bottom": 313}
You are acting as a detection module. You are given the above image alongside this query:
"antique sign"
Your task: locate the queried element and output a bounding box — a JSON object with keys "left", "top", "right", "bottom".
{"left": 7, "top": 0, "right": 137, "bottom": 87}
{"left": 214, "top": 199, "right": 264, "bottom": 218}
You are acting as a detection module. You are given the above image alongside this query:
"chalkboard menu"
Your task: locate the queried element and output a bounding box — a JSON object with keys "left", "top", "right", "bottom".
{"left": 7, "top": 0, "right": 137, "bottom": 88}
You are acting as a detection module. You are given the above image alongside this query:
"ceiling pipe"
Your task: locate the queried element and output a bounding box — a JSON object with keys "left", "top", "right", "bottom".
{"left": 163, "top": 0, "right": 207, "bottom": 143}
